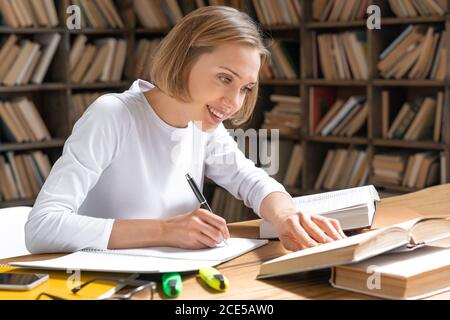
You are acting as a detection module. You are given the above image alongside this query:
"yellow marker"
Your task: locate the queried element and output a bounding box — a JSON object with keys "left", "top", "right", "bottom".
{"left": 199, "top": 267, "right": 229, "bottom": 292}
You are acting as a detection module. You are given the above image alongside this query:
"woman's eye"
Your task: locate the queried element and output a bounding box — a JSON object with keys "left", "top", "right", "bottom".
{"left": 242, "top": 87, "right": 253, "bottom": 93}
{"left": 218, "top": 75, "right": 231, "bottom": 83}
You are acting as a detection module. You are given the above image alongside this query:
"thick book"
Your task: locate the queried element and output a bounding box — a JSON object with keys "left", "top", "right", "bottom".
{"left": 11, "top": 238, "right": 268, "bottom": 274}
{"left": 257, "top": 217, "right": 450, "bottom": 279}
{"left": 260, "top": 185, "right": 380, "bottom": 239}
{"left": 330, "top": 246, "right": 450, "bottom": 300}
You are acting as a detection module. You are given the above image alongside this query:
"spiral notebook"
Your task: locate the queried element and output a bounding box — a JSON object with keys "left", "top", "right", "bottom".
{"left": 10, "top": 238, "right": 268, "bottom": 274}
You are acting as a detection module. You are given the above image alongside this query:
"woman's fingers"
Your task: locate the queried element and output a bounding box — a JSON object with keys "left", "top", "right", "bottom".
{"left": 299, "top": 213, "right": 334, "bottom": 244}
{"left": 311, "top": 215, "right": 345, "bottom": 241}
{"left": 195, "top": 232, "right": 219, "bottom": 248}
{"left": 329, "top": 218, "right": 347, "bottom": 238}
{"left": 192, "top": 215, "right": 224, "bottom": 244}
{"left": 285, "top": 216, "right": 318, "bottom": 248}
{"left": 196, "top": 209, "right": 230, "bottom": 239}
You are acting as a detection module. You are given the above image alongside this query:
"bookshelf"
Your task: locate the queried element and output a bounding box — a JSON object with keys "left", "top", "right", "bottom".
{"left": 1, "top": 0, "right": 450, "bottom": 214}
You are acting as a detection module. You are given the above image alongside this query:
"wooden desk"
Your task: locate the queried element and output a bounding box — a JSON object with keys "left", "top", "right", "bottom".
{"left": 2, "top": 184, "right": 450, "bottom": 300}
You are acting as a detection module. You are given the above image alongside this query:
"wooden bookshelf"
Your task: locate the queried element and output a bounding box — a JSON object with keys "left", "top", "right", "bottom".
{"left": 1, "top": 0, "right": 450, "bottom": 210}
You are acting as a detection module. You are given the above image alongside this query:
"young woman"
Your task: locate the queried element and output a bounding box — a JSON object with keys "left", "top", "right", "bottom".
{"left": 25, "top": 6, "right": 345, "bottom": 254}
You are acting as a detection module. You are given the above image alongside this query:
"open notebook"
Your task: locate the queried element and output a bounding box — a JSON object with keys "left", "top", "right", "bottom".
{"left": 10, "top": 238, "right": 268, "bottom": 274}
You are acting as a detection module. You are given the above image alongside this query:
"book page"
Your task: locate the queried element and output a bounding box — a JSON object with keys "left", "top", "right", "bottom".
{"left": 292, "top": 185, "right": 379, "bottom": 215}
{"left": 341, "top": 246, "right": 450, "bottom": 278}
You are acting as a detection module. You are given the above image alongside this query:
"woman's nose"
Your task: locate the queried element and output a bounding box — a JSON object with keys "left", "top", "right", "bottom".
{"left": 224, "top": 89, "right": 243, "bottom": 113}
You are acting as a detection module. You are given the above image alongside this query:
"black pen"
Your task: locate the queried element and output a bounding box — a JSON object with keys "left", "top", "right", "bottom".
{"left": 185, "top": 173, "right": 229, "bottom": 246}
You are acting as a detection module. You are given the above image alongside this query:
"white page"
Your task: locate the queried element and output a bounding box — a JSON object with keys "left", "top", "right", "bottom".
{"left": 345, "top": 246, "right": 450, "bottom": 278}
{"left": 10, "top": 238, "right": 268, "bottom": 273}
{"left": 292, "top": 185, "right": 379, "bottom": 215}
{"left": 102, "top": 238, "right": 265, "bottom": 261}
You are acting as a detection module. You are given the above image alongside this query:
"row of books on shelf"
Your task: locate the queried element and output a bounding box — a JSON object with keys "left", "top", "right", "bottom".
{"left": 372, "top": 151, "right": 445, "bottom": 189}
{"left": 313, "top": 0, "right": 369, "bottom": 22}
{"left": 312, "top": 0, "right": 447, "bottom": 22}
{"left": 135, "top": 39, "right": 160, "bottom": 79}
{"left": 313, "top": 147, "right": 445, "bottom": 191}
{"left": 378, "top": 26, "right": 447, "bottom": 80}
{"left": 251, "top": 0, "right": 302, "bottom": 26}
{"left": 310, "top": 93, "right": 368, "bottom": 137}
{"left": 133, "top": 0, "right": 302, "bottom": 29}
{"left": 0, "top": 34, "right": 60, "bottom": 86}
{"left": 69, "top": 0, "right": 124, "bottom": 29}
{"left": 260, "top": 40, "right": 299, "bottom": 80}
{"left": 388, "top": 0, "right": 447, "bottom": 17}
{"left": 382, "top": 91, "right": 444, "bottom": 142}
{"left": 261, "top": 94, "right": 301, "bottom": 137}
{"left": 314, "top": 148, "right": 369, "bottom": 191}
{"left": 0, "top": 151, "right": 51, "bottom": 201}
{"left": 0, "top": 0, "right": 58, "bottom": 28}
{"left": 210, "top": 186, "right": 254, "bottom": 223}
{"left": 316, "top": 31, "right": 368, "bottom": 80}
{"left": 70, "top": 35, "right": 127, "bottom": 84}
{"left": 0, "top": 98, "right": 51, "bottom": 143}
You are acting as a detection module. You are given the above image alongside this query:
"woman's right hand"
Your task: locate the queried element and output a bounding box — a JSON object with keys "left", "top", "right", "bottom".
{"left": 163, "top": 209, "right": 230, "bottom": 249}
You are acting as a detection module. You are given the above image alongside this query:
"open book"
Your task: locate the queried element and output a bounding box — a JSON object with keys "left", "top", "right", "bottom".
{"left": 257, "top": 217, "right": 450, "bottom": 279}
{"left": 260, "top": 185, "right": 380, "bottom": 238}
{"left": 11, "top": 238, "right": 268, "bottom": 274}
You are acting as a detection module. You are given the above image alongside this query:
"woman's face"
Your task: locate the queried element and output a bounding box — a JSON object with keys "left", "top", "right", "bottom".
{"left": 187, "top": 42, "right": 261, "bottom": 131}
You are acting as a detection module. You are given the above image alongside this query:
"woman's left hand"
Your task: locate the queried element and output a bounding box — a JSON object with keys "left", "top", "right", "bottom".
{"left": 274, "top": 211, "right": 347, "bottom": 251}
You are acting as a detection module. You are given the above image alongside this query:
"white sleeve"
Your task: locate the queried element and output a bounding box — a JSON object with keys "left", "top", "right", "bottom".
{"left": 204, "top": 124, "right": 288, "bottom": 217}
{"left": 25, "top": 95, "right": 132, "bottom": 254}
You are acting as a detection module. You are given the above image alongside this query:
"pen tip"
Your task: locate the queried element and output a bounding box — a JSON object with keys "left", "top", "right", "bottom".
{"left": 185, "top": 173, "right": 191, "bottom": 180}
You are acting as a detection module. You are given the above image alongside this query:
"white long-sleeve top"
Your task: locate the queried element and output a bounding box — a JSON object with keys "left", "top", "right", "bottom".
{"left": 25, "top": 79, "right": 288, "bottom": 254}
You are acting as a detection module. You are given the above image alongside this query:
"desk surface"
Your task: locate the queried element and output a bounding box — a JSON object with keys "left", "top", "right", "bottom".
{"left": 2, "top": 184, "right": 450, "bottom": 300}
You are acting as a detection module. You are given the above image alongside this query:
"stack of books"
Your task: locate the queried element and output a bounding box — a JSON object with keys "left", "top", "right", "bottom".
{"left": 0, "top": 0, "right": 59, "bottom": 28}
{"left": 71, "top": 92, "right": 102, "bottom": 123}
{"left": 70, "top": 35, "right": 127, "bottom": 84}
{"left": 0, "top": 98, "right": 51, "bottom": 143}
{"left": 312, "top": 0, "right": 369, "bottom": 21}
{"left": 317, "top": 31, "right": 368, "bottom": 80}
{"left": 378, "top": 26, "right": 446, "bottom": 80}
{"left": 258, "top": 214, "right": 450, "bottom": 300}
{"left": 261, "top": 94, "right": 301, "bottom": 137}
{"left": 315, "top": 148, "right": 369, "bottom": 190}
{"left": 372, "top": 152, "right": 442, "bottom": 189}
{"left": 372, "top": 153, "right": 408, "bottom": 186}
{"left": 260, "top": 40, "right": 299, "bottom": 80}
{"left": 0, "top": 34, "right": 61, "bottom": 86}
{"left": 0, "top": 151, "right": 52, "bottom": 201}
{"left": 251, "top": 0, "right": 302, "bottom": 25}
{"left": 312, "top": 95, "right": 368, "bottom": 137}
{"left": 135, "top": 39, "right": 161, "bottom": 79}
{"left": 388, "top": 0, "right": 447, "bottom": 17}
{"left": 69, "top": 0, "right": 124, "bottom": 28}
{"left": 384, "top": 92, "right": 443, "bottom": 142}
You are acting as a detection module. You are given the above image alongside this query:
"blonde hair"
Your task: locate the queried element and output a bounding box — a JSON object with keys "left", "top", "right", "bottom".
{"left": 149, "top": 6, "right": 270, "bottom": 126}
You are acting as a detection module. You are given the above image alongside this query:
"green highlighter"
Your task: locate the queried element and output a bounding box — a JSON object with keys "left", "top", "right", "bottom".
{"left": 162, "top": 272, "right": 182, "bottom": 298}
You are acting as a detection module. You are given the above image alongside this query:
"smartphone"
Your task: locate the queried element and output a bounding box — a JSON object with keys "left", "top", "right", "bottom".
{"left": 0, "top": 273, "right": 49, "bottom": 291}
